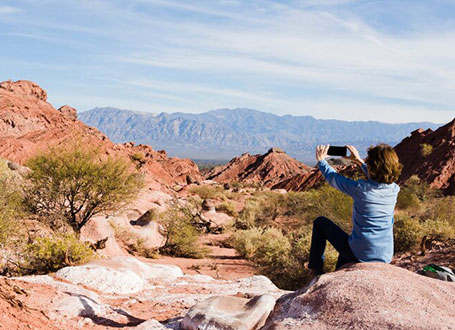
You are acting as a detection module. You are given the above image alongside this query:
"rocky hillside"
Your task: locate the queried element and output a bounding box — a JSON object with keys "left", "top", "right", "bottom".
{"left": 204, "top": 147, "right": 311, "bottom": 187}
{"left": 0, "top": 80, "right": 203, "bottom": 189}
{"left": 395, "top": 118, "right": 455, "bottom": 194}
{"left": 79, "top": 107, "right": 439, "bottom": 161}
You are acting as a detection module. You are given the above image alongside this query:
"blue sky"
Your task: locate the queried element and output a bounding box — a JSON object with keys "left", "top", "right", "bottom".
{"left": 1, "top": 0, "right": 455, "bottom": 123}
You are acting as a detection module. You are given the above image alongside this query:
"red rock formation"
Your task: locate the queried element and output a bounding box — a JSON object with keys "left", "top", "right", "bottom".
{"left": 204, "top": 147, "right": 312, "bottom": 187}
{"left": 272, "top": 168, "right": 324, "bottom": 191}
{"left": 272, "top": 163, "right": 364, "bottom": 192}
{"left": 0, "top": 80, "right": 202, "bottom": 188}
{"left": 395, "top": 118, "right": 455, "bottom": 194}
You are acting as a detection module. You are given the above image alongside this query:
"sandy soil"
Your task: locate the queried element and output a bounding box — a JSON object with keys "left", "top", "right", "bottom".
{"left": 144, "top": 233, "right": 256, "bottom": 280}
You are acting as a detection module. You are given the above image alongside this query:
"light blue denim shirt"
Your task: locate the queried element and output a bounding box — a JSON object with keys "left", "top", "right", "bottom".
{"left": 318, "top": 160, "right": 400, "bottom": 263}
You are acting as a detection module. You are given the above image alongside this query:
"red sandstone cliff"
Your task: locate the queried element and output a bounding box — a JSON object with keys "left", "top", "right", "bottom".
{"left": 0, "top": 80, "right": 202, "bottom": 188}
{"left": 395, "top": 118, "right": 455, "bottom": 194}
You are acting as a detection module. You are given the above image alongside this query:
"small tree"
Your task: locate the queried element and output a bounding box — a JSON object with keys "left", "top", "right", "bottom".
{"left": 157, "top": 203, "right": 208, "bottom": 258}
{"left": 25, "top": 145, "right": 144, "bottom": 233}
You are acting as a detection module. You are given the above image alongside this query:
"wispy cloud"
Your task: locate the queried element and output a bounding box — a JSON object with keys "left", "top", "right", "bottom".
{"left": 1, "top": 0, "right": 455, "bottom": 123}
{"left": 0, "top": 6, "right": 20, "bottom": 14}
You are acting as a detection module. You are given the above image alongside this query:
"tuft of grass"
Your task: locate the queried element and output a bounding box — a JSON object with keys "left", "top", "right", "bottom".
{"left": 420, "top": 143, "right": 433, "bottom": 157}
{"left": 189, "top": 185, "right": 226, "bottom": 200}
{"left": 215, "top": 201, "right": 238, "bottom": 217}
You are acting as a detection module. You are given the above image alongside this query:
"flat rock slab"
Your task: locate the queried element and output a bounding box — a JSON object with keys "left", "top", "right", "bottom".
{"left": 181, "top": 294, "right": 276, "bottom": 330}
{"left": 56, "top": 257, "right": 183, "bottom": 295}
{"left": 262, "top": 262, "right": 455, "bottom": 330}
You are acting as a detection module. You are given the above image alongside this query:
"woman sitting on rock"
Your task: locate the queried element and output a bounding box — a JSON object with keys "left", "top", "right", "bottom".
{"left": 308, "top": 144, "right": 402, "bottom": 275}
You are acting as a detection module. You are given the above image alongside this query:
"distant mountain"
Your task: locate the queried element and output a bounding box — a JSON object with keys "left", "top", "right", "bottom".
{"left": 79, "top": 107, "right": 439, "bottom": 162}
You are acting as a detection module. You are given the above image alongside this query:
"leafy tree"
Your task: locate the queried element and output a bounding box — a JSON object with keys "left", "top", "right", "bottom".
{"left": 25, "top": 145, "right": 143, "bottom": 233}
{"left": 157, "top": 202, "right": 208, "bottom": 258}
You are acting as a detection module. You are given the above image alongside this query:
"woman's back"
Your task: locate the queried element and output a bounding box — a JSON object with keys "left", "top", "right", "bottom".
{"left": 350, "top": 178, "right": 400, "bottom": 263}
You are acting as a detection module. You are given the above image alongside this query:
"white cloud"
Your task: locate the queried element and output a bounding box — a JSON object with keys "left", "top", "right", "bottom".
{"left": 0, "top": 6, "right": 20, "bottom": 14}
{"left": 3, "top": 0, "right": 455, "bottom": 123}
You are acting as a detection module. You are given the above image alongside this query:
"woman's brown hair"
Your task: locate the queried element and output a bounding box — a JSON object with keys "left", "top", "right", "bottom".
{"left": 366, "top": 144, "right": 403, "bottom": 184}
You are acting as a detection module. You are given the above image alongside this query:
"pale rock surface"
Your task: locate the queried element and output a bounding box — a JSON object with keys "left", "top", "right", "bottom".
{"left": 181, "top": 294, "right": 276, "bottom": 330}
{"left": 262, "top": 262, "right": 455, "bottom": 330}
{"left": 8, "top": 258, "right": 284, "bottom": 329}
{"left": 81, "top": 215, "right": 124, "bottom": 257}
{"left": 55, "top": 257, "right": 183, "bottom": 294}
{"left": 133, "top": 319, "right": 168, "bottom": 330}
{"left": 202, "top": 211, "right": 232, "bottom": 227}
{"left": 56, "top": 263, "right": 144, "bottom": 295}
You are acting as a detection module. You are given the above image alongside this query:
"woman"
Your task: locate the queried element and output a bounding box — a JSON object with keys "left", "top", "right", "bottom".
{"left": 308, "top": 144, "right": 402, "bottom": 275}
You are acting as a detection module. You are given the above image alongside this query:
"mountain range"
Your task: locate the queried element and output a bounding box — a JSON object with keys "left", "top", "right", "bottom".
{"left": 79, "top": 107, "right": 440, "bottom": 162}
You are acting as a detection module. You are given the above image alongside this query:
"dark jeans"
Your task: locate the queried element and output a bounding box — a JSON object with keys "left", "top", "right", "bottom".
{"left": 308, "top": 216, "right": 358, "bottom": 274}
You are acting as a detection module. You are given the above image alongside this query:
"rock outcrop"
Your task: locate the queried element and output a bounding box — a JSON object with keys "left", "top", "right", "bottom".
{"left": 182, "top": 295, "right": 276, "bottom": 330}
{"left": 5, "top": 257, "right": 283, "bottom": 329}
{"left": 395, "top": 118, "right": 455, "bottom": 194}
{"left": 0, "top": 80, "right": 203, "bottom": 189}
{"left": 262, "top": 262, "right": 455, "bottom": 329}
{"left": 204, "top": 148, "right": 311, "bottom": 188}
{"left": 3, "top": 257, "right": 455, "bottom": 329}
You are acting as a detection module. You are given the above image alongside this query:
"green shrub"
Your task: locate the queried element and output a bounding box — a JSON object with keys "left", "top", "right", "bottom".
{"left": 396, "top": 188, "right": 421, "bottom": 210}
{"left": 394, "top": 210, "right": 455, "bottom": 253}
{"left": 25, "top": 144, "right": 144, "bottom": 232}
{"left": 423, "top": 196, "right": 455, "bottom": 224}
{"left": 236, "top": 185, "right": 352, "bottom": 232}
{"left": 189, "top": 185, "right": 225, "bottom": 200}
{"left": 215, "top": 201, "right": 238, "bottom": 217}
{"left": 109, "top": 220, "right": 159, "bottom": 258}
{"left": 157, "top": 205, "right": 208, "bottom": 258}
{"left": 231, "top": 226, "right": 339, "bottom": 290}
{"left": 24, "top": 234, "right": 95, "bottom": 274}
{"left": 420, "top": 143, "right": 433, "bottom": 157}
{"left": 0, "top": 163, "right": 24, "bottom": 247}
{"left": 231, "top": 227, "right": 265, "bottom": 259}
{"left": 394, "top": 215, "right": 424, "bottom": 253}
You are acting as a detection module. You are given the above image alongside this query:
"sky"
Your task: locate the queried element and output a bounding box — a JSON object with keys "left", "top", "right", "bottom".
{"left": 1, "top": 0, "right": 455, "bottom": 123}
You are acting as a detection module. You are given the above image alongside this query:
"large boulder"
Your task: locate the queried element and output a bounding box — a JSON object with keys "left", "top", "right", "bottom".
{"left": 181, "top": 295, "right": 276, "bottom": 330}
{"left": 262, "top": 262, "right": 455, "bottom": 329}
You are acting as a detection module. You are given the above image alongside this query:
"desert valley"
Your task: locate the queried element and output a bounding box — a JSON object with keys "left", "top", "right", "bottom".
{"left": 0, "top": 80, "right": 454, "bottom": 329}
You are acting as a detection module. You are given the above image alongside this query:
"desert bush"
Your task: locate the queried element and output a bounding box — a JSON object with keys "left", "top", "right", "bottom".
{"left": 0, "top": 162, "right": 24, "bottom": 247}
{"left": 157, "top": 205, "right": 208, "bottom": 258}
{"left": 109, "top": 220, "right": 159, "bottom": 258}
{"left": 422, "top": 196, "right": 455, "bottom": 224}
{"left": 237, "top": 185, "right": 352, "bottom": 232}
{"left": 394, "top": 215, "right": 425, "bottom": 253}
{"left": 394, "top": 205, "right": 455, "bottom": 253}
{"left": 25, "top": 144, "right": 144, "bottom": 232}
{"left": 24, "top": 234, "right": 95, "bottom": 274}
{"left": 189, "top": 185, "right": 225, "bottom": 200}
{"left": 215, "top": 201, "right": 238, "bottom": 217}
{"left": 236, "top": 192, "right": 285, "bottom": 229}
{"left": 396, "top": 188, "right": 421, "bottom": 211}
{"left": 231, "top": 227, "right": 265, "bottom": 259}
{"left": 420, "top": 143, "right": 433, "bottom": 157}
{"left": 231, "top": 226, "right": 339, "bottom": 290}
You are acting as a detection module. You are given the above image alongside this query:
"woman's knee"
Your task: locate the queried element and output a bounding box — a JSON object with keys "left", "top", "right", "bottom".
{"left": 314, "top": 216, "right": 329, "bottom": 227}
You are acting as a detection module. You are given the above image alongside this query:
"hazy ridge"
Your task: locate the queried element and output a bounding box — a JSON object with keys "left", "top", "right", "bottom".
{"left": 79, "top": 107, "right": 439, "bottom": 162}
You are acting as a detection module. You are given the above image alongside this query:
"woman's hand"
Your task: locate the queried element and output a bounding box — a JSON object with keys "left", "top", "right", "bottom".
{"left": 316, "top": 145, "right": 330, "bottom": 162}
{"left": 346, "top": 145, "right": 365, "bottom": 165}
